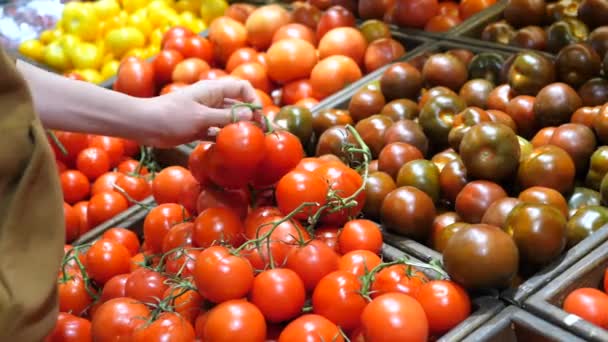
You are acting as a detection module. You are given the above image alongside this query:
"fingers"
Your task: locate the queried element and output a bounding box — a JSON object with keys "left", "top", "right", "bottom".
{"left": 201, "top": 106, "right": 254, "bottom": 128}
{"left": 216, "top": 79, "right": 260, "bottom": 105}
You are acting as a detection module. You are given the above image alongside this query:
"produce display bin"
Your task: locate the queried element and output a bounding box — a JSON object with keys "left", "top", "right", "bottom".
{"left": 74, "top": 202, "right": 504, "bottom": 342}
{"left": 72, "top": 144, "right": 192, "bottom": 246}
{"left": 461, "top": 305, "right": 586, "bottom": 342}
{"left": 526, "top": 240, "right": 608, "bottom": 342}
{"left": 313, "top": 39, "right": 608, "bottom": 306}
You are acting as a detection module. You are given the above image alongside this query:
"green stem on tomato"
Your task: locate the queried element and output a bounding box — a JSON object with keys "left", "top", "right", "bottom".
{"left": 112, "top": 183, "right": 154, "bottom": 210}
{"left": 230, "top": 103, "right": 263, "bottom": 123}
{"left": 47, "top": 130, "right": 68, "bottom": 156}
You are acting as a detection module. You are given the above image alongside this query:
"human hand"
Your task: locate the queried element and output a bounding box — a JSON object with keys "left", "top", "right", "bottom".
{"left": 140, "top": 79, "right": 262, "bottom": 147}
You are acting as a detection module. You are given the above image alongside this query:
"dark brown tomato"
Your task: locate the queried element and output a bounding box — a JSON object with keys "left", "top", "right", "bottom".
{"left": 566, "top": 205, "right": 608, "bottom": 247}
{"left": 593, "top": 104, "right": 608, "bottom": 144}
{"left": 518, "top": 186, "right": 569, "bottom": 218}
{"left": 312, "top": 109, "right": 354, "bottom": 136}
{"left": 518, "top": 145, "right": 576, "bottom": 194}
{"left": 568, "top": 187, "right": 602, "bottom": 212}
{"left": 292, "top": 2, "right": 322, "bottom": 29}
{"left": 487, "top": 84, "right": 514, "bottom": 112}
{"left": 431, "top": 148, "right": 460, "bottom": 172}
{"left": 600, "top": 172, "right": 608, "bottom": 205}
{"left": 419, "top": 94, "right": 467, "bottom": 148}
{"left": 369, "top": 160, "right": 379, "bottom": 173}
{"left": 377, "top": 142, "right": 424, "bottom": 179}
{"left": 422, "top": 53, "right": 469, "bottom": 92}
{"left": 316, "top": 5, "right": 357, "bottom": 40}
{"left": 481, "top": 21, "right": 516, "bottom": 45}
{"left": 396, "top": 160, "right": 441, "bottom": 203}
{"left": 455, "top": 180, "right": 508, "bottom": 224}
{"left": 504, "top": 203, "right": 567, "bottom": 267}
{"left": 481, "top": 197, "right": 522, "bottom": 229}
{"left": 433, "top": 222, "right": 470, "bottom": 253}
{"left": 383, "top": 120, "right": 429, "bottom": 156}
{"left": 487, "top": 109, "right": 518, "bottom": 133}
{"left": 556, "top": 43, "right": 601, "bottom": 88}
{"left": 578, "top": 78, "right": 608, "bottom": 106}
{"left": 572, "top": 106, "right": 601, "bottom": 128}
{"left": 506, "top": 95, "right": 537, "bottom": 138}
{"left": 348, "top": 88, "right": 386, "bottom": 122}
{"left": 418, "top": 86, "right": 458, "bottom": 108}
{"left": 545, "top": 0, "right": 579, "bottom": 22}
{"left": 578, "top": 0, "right": 608, "bottom": 29}
{"left": 586, "top": 146, "right": 608, "bottom": 190}
{"left": 467, "top": 53, "right": 505, "bottom": 86}
{"left": 448, "top": 107, "right": 493, "bottom": 151}
{"left": 443, "top": 224, "right": 519, "bottom": 290}
{"left": 530, "top": 127, "right": 556, "bottom": 148}
{"left": 364, "top": 38, "right": 406, "bottom": 73}
{"left": 588, "top": 26, "right": 608, "bottom": 58}
{"left": 446, "top": 49, "right": 475, "bottom": 67}
{"left": 510, "top": 26, "right": 547, "bottom": 50}
{"left": 548, "top": 123, "right": 597, "bottom": 175}
{"left": 429, "top": 211, "right": 461, "bottom": 249}
{"left": 439, "top": 158, "right": 468, "bottom": 205}
{"left": 508, "top": 52, "right": 556, "bottom": 96}
{"left": 459, "top": 122, "right": 521, "bottom": 182}
{"left": 380, "top": 62, "right": 423, "bottom": 101}
{"left": 503, "top": 0, "right": 546, "bottom": 27}
{"left": 316, "top": 125, "right": 353, "bottom": 161}
{"left": 355, "top": 114, "right": 394, "bottom": 158}
{"left": 358, "top": 0, "right": 392, "bottom": 19}
{"left": 406, "top": 52, "right": 432, "bottom": 72}
{"left": 499, "top": 54, "right": 517, "bottom": 85}
{"left": 546, "top": 18, "right": 590, "bottom": 53}
{"left": 380, "top": 186, "right": 437, "bottom": 241}
{"left": 459, "top": 79, "right": 495, "bottom": 109}
{"left": 363, "top": 171, "right": 397, "bottom": 220}
{"left": 517, "top": 136, "right": 534, "bottom": 162}
{"left": 381, "top": 99, "right": 420, "bottom": 121}
{"left": 534, "top": 83, "right": 583, "bottom": 128}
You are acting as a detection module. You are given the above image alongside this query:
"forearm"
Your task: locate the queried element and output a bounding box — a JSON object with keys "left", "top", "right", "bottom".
{"left": 16, "top": 60, "right": 158, "bottom": 143}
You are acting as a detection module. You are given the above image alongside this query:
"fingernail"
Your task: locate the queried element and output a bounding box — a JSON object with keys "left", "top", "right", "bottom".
{"left": 234, "top": 107, "right": 253, "bottom": 121}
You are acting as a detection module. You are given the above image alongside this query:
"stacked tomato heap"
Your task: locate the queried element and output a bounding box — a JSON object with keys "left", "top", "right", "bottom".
{"left": 48, "top": 115, "right": 473, "bottom": 341}
{"left": 49, "top": 131, "right": 158, "bottom": 243}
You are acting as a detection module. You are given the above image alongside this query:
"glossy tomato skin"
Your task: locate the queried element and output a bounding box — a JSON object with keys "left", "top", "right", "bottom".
{"left": 279, "top": 314, "right": 344, "bottom": 342}
{"left": 87, "top": 191, "right": 129, "bottom": 227}
{"left": 338, "top": 250, "right": 382, "bottom": 278}
{"left": 101, "top": 227, "right": 140, "bottom": 256}
{"left": 143, "top": 203, "right": 189, "bottom": 254}
{"left": 416, "top": 280, "right": 471, "bottom": 334}
{"left": 100, "top": 274, "right": 129, "bottom": 302}
{"left": 132, "top": 312, "right": 196, "bottom": 342}
{"left": 193, "top": 207, "right": 244, "bottom": 248}
{"left": 60, "top": 170, "right": 91, "bottom": 204}
{"left": 58, "top": 274, "right": 94, "bottom": 316}
{"left": 46, "top": 312, "right": 91, "bottom": 342}
{"left": 124, "top": 268, "right": 169, "bottom": 303}
{"left": 338, "top": 219, "right": 382, "bottom": 254}
{"left": 285, "top": 240, "right": 340, "bottom": 292}
{"left": 252, "top": 130, "right": 305, "bottom": 187}
{"left": 85, "top": 238, "right": 131, "bottom": 284}
{"left": 91, "top": 297, "right": 150, "bottom": 342}
{"left": 203, "top": 300, "right": 267, "bottom": 342}
{"left": 455, "top": 180, "right": 508, "bottom": 224}
{"left": 153, "top": 49, "right": 184, "bottom": 86}
{"left": 318, "top": 163, "right": 366, "bottom": 226}
{"left": 563, "top": 288, "right": 608, "bottom": 328}
{"left": 114, "top": 57, "right": 155, "bottom": 98}
{"left": 276, "top": 169, "right": 329, "bottom": 220}
{"left": 363, "top": 171, "right": 397, "bottom": 220}
{"left": 381, "top": 186, "right": 437, "bottom": 240}
{"left": 361, "top": 293, "right": 429, "bottom": 342}
{"left": 250, "top": 268, "right": 306, "bottom": 323}
{"left": 371, "top": 265, "right": 429, "bottom": 298}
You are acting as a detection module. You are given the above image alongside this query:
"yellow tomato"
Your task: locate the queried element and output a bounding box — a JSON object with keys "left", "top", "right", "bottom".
{"left": 69, "top": 42, "right": 103, "bottom": 70}
{"left": 105, "top": 27, "right": 146, "bottom": 58}
{"left": 128, "top": 12, "right": 153, "bottom": 37}
{"left": 101, "top": 60, "right": 120, "bottom": 80}
{"left": 167, "top": 12, "right": 182, "bottom": 27}
{"left": 103, "top": 52, "right": 116, "bottom": 64}
{"left": 40, "top": 29, "right": 62, "bottom": 44}
{"left": 200, "top": 0, "right": 227, "bottom": 23}
{"left": 147, "top": 1, "right": 177, "bottom": 27}
{"left": 62, "top": 2, "right": 100, "bottom": 42}
{"left": 124, "top": 47, "right": 147, "bottom": 58}
{"left": 94, "top": 0, "right": 121, "bottom": 20}
{"left": 100, "top": 11, "right": 129, "bottom": 35}
{"left": 175, "top": 0, "right": 201, "bottom": 13}
{"left": 122, "top": 0, "right": 148, "bottom": 13}
{"left": 143, "top": 45, "right": 160, "bottom": 58}
{"left": 77, "top": 69, "right": 103, "bottom": 84}
{"left": 150, "top": 27, "right": 164, "bottom": 47}
{"left": 18, "top": 39, "right": 45, "bottom": 62}
{"left": 44, "top": 41, "right": 72, "bottom": 71}
{"left": 58, "top": 34, "right": 81, "bottom": 51}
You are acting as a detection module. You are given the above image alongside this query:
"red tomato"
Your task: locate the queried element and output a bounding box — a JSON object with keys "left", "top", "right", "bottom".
{"left": 394, "top": 0, "right": 439, "bottom": 28}
{"left": 231, "top": 62, "right": 272, "bottom": 93}
{"left": 172, "top": 58, "right": 210, "bottom": 84}
{"left": 317, "top": 163, "right": 365, "bottom": 225}
{"left": 64, "top": 202, "right": 80, "bottom": 243}
{"left": 272, "top": 23, "right": 317, "bottom": 45}
{"left": 296, "top": 157, "right": 328, "bottom": 172}
{"left": 152, "top": 166, "right": 197, "bottom": 205}
{"left": 226, "top": 47, "right": 259, "bottom": 73}
{"left": 73, "top": 201, "right": 90, "bottom": 235}
{"left": 208, "top": 16, "right": 248, "bottom": 65}
{"left": 143, "top": 203, "right": 190, "bottom": 253}
{"left": 60, "top": 170, "right": 91, "bottom": 204}
{"left": 160, "top": 82, "right": 188, "bottom": 94}
{"left": 203, "top": 300, "right": 266, "bottom": 341}
{"left": 361, "top": 293, "right": 429, "bottom": 342}
{"left": 102, "top": 227, "right": 140, "bottom": 256}
{"left": 117, "top": 159, "right": 149, "bottom": 176}
{"left": 164, "top": 248, "right": 199, "bottom": 278}
{"left": 86, "top": 238, "right": 131, "bottom": 284}
{"left": 91, "top": 171, "right": 121, "bottom": 195}
{"left": 91, "top": 297, "right": 150, "bottom": 341}
{"left": 199, "top": 68, "right": 228, "bottom": 80}
{"left": 282, "top": 79, "right": 314, "bottom": 105}
{"left": 266, "top": 38, "right": 318, "bottom": 84}
{"left": 133, "top": 312, "right": 195, "bottom": 342}
{"left": 338, "top": 219, "right": 382, "bottom": 254}
{"left": 316, "top": 5, "right": 357, "bottom": 40}
{"left": 89, "top": 136, "right": 125, "bottom": 167}
{"left": 114, "top": 57, "right": 155, "bottom": 98}
{"left": 196, "top": 186, "right": 249, "bottom": 220}
{"left": 87, "top": 191, "right": 128, "bottom": 227}
{"left": 76, "top": 147, "right": 110, "bottom": 180}
{"left": 312, "top": 270, "right": 367, "bottom": 331}
{"left": 315, "top": 226, "right": 341, "bottom": 252}
{"left": 215, "top": 121, "right": 267, "bottom": 169}
{"left": 121, "top": 139, "right": 139, "bottom": 157}
{"left": 55, "top": 159, "right": 67, "bottom": 173}
{"left": 460, "top": 0, "right": 496, "bottom": 20}
{"left": 193, "top": 207, "right": 245, "bottom": 248}
{"left": 563, "top": 288, "right": 608, "bottom": 328}
{"left": 46, "top": 312, "right": 91, "bottom": 342}
{"left": 250, "top": 268, "right": 306, "bottom": 323}
{"left": 416, "top": 280, "right": 471, "bottom": 334}
{"left": 318, "top": 27, "right": 368, "bottom": 66}
{"left": 161, "top": 221, "right": 194, "bottom": 253}
{"left": 161, "top": 26, "right": 195, "bottom": 48}
{"left": 188, "top": 141, "right": 213, "bottom": 184}
{"left": 58, "top": 273, "right": 94, "bottom": 316}
{"left": 243, "top": 207, "right": 282, "bottom": 238}
{"left": 100, "top": 274, "right": 129, "bottom": 302}
{"left": 115, "top": 174, "right": 152, "bottom": 202}
{"left": 338, "top": 250, "right": 382, "bottom": 277}
{"left": 285, "top": 240, "right": 340, "bottom": 292}
{"left": 125, "top": 268, "right": 169, "bottom": 303}
{"left": 193, "top": 246, "right": 254, "bottom": 303}
{"left": 310, "top": 55, "right": 362, "bottom": 99}
{"left": 182, "top": 36, "right": 213, "bottom": 63}
{"left": 256, "top": 89, "right": 275, "bottom": 107}
{"left": 251, "top": 215, "right": 311, "bottom": 267}
{"left": 424, "top": 15, "right": 462, "bottom": 32}
{"left": 279, "top": 314, "right": 344, "bottom": 342}
{"left": 163, "top": 287, "right": 203, "bottom": 324}
{"left": 252, "top": 130, "right": 305, "bottom": 187}
{"left": 275, "top": 169, "right": 329, "bottom": 220}
{"left": 50, "top": 131, "right": 89, "bottom": 163}
{"left": 371, "top": 264, "right": 429, "bottom": 298}
{"left": 153, "top": 49, "right": 184, "bottom": 86}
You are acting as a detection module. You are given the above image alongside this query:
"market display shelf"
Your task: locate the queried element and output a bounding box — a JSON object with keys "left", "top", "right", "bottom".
{"left": 526, "top": 240, "right": 608, "bottom": 342}
{"left": 460, "top": 305, "right": 586, "bottom": 342}
{"left": 72, "top": 144, "right": 192, "bottom": 246}
{"left": 73, "top": 201, "right": 504, "bottom": 342}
